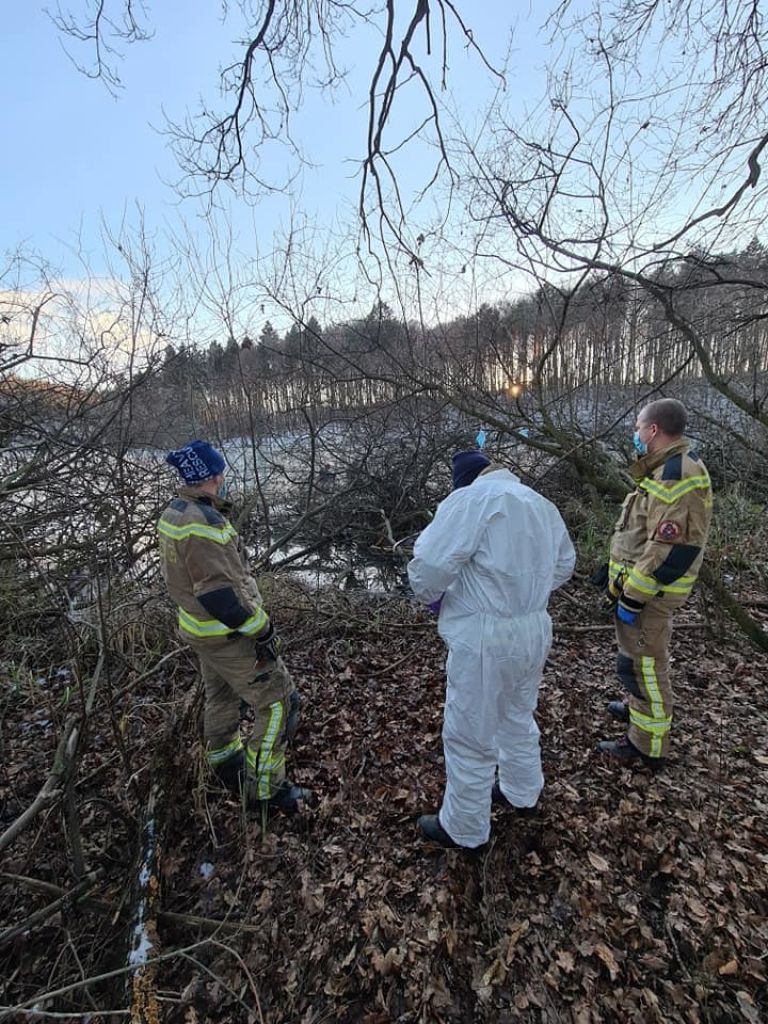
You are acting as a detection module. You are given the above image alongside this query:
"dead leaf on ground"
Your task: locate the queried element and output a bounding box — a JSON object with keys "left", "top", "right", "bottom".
{"left": 555, "top": 949, "right": 575, "bottom": 973}
{"left": 736, "top": 991, "right": 761, "bottom": 1023}
{"left": 594, "top": 942, "right": 620, "bottom": 980}
{"left": 587, "top": 851, "right": 610, "bottom": 872}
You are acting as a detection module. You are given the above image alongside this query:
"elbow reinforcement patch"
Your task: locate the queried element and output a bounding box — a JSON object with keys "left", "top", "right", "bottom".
{"left": 197, "top": 587, "right": 250, "bottom": 629}
{"left": 653, "top": 544, "right": 700, "bottom": 585}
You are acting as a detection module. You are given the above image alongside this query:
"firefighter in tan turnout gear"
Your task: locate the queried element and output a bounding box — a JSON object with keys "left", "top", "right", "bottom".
{"left": 598, "top": 399, "right": 712, "bottom": 768}
{"left": 158, "top": 440, "right": 310, "bottom": 812}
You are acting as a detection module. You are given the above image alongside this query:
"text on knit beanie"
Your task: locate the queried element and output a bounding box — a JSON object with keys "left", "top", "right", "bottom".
{"left": 166, "top": 440, "right": 226, "bottom": 484}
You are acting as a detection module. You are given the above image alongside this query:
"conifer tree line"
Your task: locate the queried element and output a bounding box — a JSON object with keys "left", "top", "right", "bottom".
{"left": 139, "top": 240, "right": 768, "bottom": 444}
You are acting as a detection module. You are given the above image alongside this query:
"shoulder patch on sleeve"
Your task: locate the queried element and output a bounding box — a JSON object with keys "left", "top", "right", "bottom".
{"left": 657, "top": 520, "right": 683, "bottom": 542}
{"left": 661, "top": 454, "right": 683, "bottom": 481}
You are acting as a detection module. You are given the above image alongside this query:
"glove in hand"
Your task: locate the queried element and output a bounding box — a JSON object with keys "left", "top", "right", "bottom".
{"left": 428, "top": 597, "right": 443, "bottom": 616}
{"left": 589, "top": 563, "right": 609, "bottom": 589}
{"left": 254, "top": 620, "right": 281, "bottom": 662}
{"left": 606, "top": 574, "right": 624, "bottom": 605}
{"left": 616, "top": 604, "right": 639, "bottom": 625}
{"left": 599, "top": 570, "right": 625, "bottom": 613}
{"left": 616, "top": 592, "right": 644, "bottom": 626}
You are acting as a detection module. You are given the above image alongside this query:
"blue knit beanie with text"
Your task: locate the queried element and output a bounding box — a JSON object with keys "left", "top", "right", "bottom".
{"left": 166, "top": 440, "right": 226, "bottom": 484}
{"left": 451, "top": 450, "right": 491, "bottom": 490}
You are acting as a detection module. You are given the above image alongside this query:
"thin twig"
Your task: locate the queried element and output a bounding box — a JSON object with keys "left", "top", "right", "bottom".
{"left": 0, "top": 872, "right": 264, "bottom": 935}
{"left": 0, "top": 939, "right": 215, "bottom": 1021}
{"left": 115, "top": 647, "right": 183, "bottom": 699}
{"left": 0, "top": 1009, "right": 130, "bottom": 1019}
{"left": 210, "top": 939, "right": 266, "bottom": 1024}
{"left": 0, "top": 715, "right": 79, "bottom": 856}
{"left": 64, "top": 776, "right": 86, "bottom": 880}
{"left": 370, "top": 650, "right": 412, "bottom": 676}
{"left": 178, "top": 951, "right": 254, "bottom": 1017}
{"left": 0, "top": 870, "right": 106, "bottom": 949}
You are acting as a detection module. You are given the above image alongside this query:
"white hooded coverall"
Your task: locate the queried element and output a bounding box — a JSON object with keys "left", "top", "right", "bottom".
{"left": 408, "top": 467, "right": 575, "bottom": 847}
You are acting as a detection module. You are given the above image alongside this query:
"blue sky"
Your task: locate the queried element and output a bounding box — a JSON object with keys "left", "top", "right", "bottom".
{"left": 5, "top": 3, "right": 760, "bottom": 319}
{"left": 2, "top": 3, "right": 542, "bottom": 280}
{"left": 6, "top": 1, "right": 756, "bottom": 355}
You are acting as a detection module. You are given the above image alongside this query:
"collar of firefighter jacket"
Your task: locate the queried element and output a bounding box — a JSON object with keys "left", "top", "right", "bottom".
{"left": 630, "top": 437, "right": 690, "bottom": 480}
{"left": 176, "top": 485, "right": 233, "bottom": 516}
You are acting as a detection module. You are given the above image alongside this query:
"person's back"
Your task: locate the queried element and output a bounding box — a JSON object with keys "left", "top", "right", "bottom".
{"left": 436, "top": 468, "right": 574, "bottom": 619}
{"left": 408, "top": 452, "right": 575, "bottom": 849}
{"left": 158, "top": 487, "right": 266, "bottom": 639}
{"left": 158, "top": 440, "right": 309, "bottom": 813}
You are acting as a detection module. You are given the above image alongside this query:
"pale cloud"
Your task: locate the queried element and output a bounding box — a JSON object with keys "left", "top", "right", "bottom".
{"left": 0, "top": 275, "right": 164, "bottom": 381}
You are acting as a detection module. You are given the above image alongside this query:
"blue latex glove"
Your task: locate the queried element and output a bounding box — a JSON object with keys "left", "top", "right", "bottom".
{"left": 427, "top": 597, "right": 443, "bottom": 616}
{"left": 616, "top": 604, "right": 639, "bottom": 625}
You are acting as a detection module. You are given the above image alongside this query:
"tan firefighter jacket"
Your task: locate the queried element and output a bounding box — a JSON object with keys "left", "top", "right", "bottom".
{"left": 158, "top": 486, "right": 269, "bottom": 640}
{"left": 609, "top": 438, "right": 712, "bottom": 608}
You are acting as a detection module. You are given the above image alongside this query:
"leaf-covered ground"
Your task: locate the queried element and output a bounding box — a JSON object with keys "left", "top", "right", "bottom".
{"left": 2, "top": 583, "right": 767, "bottom": 1023}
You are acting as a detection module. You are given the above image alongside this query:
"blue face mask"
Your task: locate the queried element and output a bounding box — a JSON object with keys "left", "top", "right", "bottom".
{"left": 216, "top": 480, "right": 229, "bottom": 499}
{"left": 633, "top": 430, "right": 648, "bottom": 455}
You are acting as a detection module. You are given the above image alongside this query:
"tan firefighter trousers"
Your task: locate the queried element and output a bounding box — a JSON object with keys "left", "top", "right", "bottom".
{"left": 614, "top": 595, "right": 686, "bottom": 759}
{"left": 189, "top": 633, "right": 294, "bottom": 800}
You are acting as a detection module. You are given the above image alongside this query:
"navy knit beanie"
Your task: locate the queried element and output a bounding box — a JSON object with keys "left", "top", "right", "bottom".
{"left": 452, "top": 450, "right": 491, "bottom": 490}
{"left": 166, "top": 440, "right": 226, "bottom": 484}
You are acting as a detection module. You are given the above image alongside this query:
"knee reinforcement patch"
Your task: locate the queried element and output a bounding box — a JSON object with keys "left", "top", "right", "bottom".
{"left": 617, "top": 653, "right": 642, "bottom": 698}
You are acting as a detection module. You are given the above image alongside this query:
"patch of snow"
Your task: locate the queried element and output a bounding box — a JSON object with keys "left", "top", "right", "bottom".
{"left": 128, "top": 924, "right": 153, "bottom": 966}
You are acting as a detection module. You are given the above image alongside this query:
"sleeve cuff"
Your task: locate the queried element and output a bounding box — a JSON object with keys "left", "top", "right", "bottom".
{"left": 618, "top": 591, "right": 645, "bottom": 613}
{"left": 237, "top": 609, "right": 270, "bottom": 636}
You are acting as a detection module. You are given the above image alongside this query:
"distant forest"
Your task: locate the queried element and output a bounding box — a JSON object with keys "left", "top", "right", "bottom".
{"left": 137, "top": 241, "right": 768, "bottom": 441}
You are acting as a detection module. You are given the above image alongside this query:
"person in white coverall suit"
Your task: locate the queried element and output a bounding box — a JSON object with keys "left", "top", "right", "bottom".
{"left": 408, "top": 451, "right": 576, "bottom": 849}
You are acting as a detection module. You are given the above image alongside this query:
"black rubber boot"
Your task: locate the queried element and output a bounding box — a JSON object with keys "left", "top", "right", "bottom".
{"left": 597, "top": 735, "right": 666, "bottom": 771}
{"left": 607, "top": 700, "right": 630, "bottom": 722}
{"left": 491, "top": 783, "right": 539, "bottom": 818}
{"left": 212, "top": 750, "right": 245, "bottom": 793}
{"left": 417, "top": 814, "right": 460, "bottom": 848}
{"left": 285, "top": 691, "right": 301, "bottom": 744}
{"left": 262, "top": 781, "right": 314, "bottom": 814}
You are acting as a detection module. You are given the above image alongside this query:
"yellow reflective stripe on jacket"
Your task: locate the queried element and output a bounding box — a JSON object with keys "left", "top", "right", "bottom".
{"left": 626, "top": 567, "right": 696, "bottom": 596}
{"left": 625, "top": 569, "right": 659, "bottom": 595}
{"left": 658, "top": 576, "right": 696, "bottom": 594}
{"left": 238, "top": 609, "right": 269, "bottom": 636}
{"left": 178, "top": 606, "right": 267, "bottom": 638}
{"left": 638, "top": 475, "right": 711, "bottom": 505}
{"left": 609, "top": 560, "right": 627, "bottom": 583}
{"left": 158, "top": 519, "right": 237, "bottom": 545}
{"left": 178, "top": 607, "right": 234, "bottom": 637}
{"left": 206, "top": 735, "right": 243, "bottom": 765}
